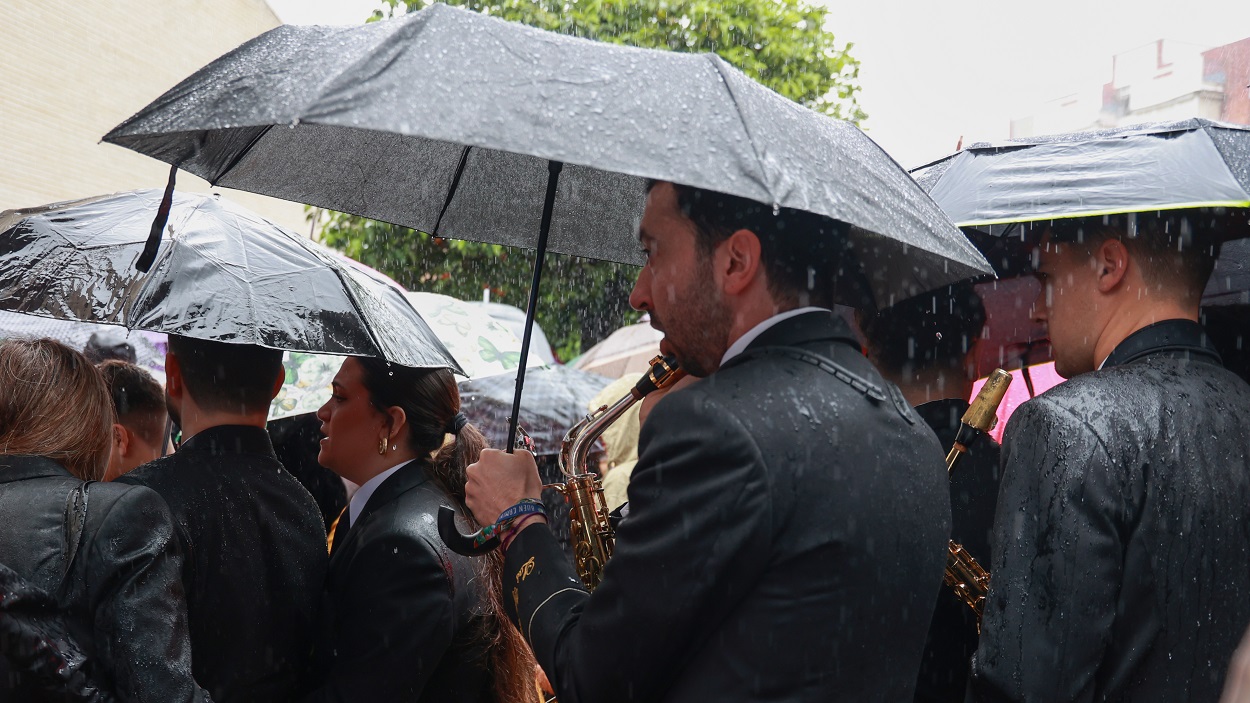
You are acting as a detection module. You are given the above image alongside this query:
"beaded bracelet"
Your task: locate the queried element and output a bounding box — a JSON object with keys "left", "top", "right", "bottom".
{"left": 501, "top": 513, "right": 545, "bottom": 552}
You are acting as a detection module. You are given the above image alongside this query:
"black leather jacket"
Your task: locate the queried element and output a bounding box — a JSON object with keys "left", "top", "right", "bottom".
{"left": 305, "top": 460, "right": 493, "bottom": 703}
{"left": 0, "top": 455, "right": 207, "bottom": 702}
{"left": 972, "top": 320, "right": 1250, "bottom": 702}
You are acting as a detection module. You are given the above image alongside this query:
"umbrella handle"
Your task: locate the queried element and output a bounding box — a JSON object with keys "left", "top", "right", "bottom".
{"left": 437, "top": 506, "right": 501, "bottom": 556}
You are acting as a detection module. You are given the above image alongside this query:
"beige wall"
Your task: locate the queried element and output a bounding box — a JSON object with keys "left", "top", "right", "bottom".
{"left": 0, "top": 0, "right": 310, "bottom": 234}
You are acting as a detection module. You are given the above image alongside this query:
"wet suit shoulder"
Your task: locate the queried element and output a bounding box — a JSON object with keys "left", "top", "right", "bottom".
{"left": 504, "top": 310, "right": 950, "bottom": 703}
{"left": 972, "top": 319, "right": 1250, "bottom": 702}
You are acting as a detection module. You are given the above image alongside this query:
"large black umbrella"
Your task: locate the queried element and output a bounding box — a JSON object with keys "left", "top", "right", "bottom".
{"left": 102, "top": 2, "right": 991, "bottom": 450}
{"left": 911, "top": 120, "right": 1250, "bottom": 307}
{"left": 912, "top": 119, "right": 1250, "bottom": 228}
{"left": 0, "top": 189, "right": 462, "bottom": 371}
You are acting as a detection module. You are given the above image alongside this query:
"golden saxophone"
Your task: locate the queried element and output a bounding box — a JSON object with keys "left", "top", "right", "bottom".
{"left": 942, "top": 368, "right": 1012, "bottom": 625}
{"left": 551, "top": 355, "right": 686, "bottom": 590}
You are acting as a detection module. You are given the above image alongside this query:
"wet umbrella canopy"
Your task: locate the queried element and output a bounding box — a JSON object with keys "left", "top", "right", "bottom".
{"left": 103, "top": 1, "right": 990, "bottom": 466}
{"left": 0, "top": 189, "right": 462, "bottom": 371}
{"left": 103, "top": 2, "right": 989, "bottom": 306}
{"left": 459, "top": 365, "right": 613, "bottom": 457}
{"left": 912, "top": 119, "right": 1250, "bottom": 227}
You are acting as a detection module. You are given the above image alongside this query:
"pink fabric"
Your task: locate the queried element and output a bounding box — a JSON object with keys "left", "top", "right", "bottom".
{"left": 969, "top": 362, "right": 1065, "bottom": 443}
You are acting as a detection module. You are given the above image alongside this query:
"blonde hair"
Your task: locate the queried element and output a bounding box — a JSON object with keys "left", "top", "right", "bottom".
{"left": 0, "top": 338, "right": 114, "bottom": 480}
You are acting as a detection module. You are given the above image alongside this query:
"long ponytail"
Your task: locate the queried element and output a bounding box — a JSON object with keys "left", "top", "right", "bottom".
{"left": 357, "top": 359, "right": 536, "bottom": 703}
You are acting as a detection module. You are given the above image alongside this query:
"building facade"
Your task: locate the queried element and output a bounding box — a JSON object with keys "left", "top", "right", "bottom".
{"left": 0, "top": 0, "right": 308, "bottom": 232}
{"left": 1011, "top": 36, "right": 1250, "bottom": 137}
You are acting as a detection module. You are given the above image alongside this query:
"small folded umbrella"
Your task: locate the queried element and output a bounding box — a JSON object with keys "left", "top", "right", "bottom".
{"left": 0, "top": 189, "right": 462, "bottom": 372}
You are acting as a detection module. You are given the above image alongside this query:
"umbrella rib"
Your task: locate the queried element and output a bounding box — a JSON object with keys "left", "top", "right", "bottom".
{"left": 211, "top": 125, "right": 275, "bottom": 185}
{"left": 432, "top": 145, "right": 471, "bottom": 237}
{"left": 707, "top": 56, "right": 772, "bottom": 202}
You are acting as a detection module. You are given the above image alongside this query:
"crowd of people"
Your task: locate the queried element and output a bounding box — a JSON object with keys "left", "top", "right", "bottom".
{"left": 1, "top": 180, "right": 1250, "bottom": 703}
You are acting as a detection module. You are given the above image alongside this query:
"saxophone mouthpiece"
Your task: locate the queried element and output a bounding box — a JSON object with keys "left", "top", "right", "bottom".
{"left": 962, "top": 368, "right": 1013, "bottom": 434}
{"left": 633, "top": 355, "right": 686, "bottom": 399}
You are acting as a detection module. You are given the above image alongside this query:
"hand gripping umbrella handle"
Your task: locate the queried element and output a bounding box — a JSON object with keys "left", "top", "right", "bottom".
{"left": 438, "top": 425, "right": 539, "bottom": 556}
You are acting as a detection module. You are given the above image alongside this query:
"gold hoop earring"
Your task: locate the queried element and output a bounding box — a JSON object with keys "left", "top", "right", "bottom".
{"left": 378, "top": 437, "right": 387, "bottom": 455}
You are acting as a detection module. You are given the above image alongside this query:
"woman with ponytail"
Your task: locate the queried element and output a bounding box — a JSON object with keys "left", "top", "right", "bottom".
{"left": 305, "top": 356, "right": 535, "bottom": 703}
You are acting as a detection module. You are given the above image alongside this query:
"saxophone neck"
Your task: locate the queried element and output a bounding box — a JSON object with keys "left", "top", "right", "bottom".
{"left": 560, "top": 395, "right": 640, "bottom": 478}
{"left": 558, "top": 355, "right": 687, "bottom": 479}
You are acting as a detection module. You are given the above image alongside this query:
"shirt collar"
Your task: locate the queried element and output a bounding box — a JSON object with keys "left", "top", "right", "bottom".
{"left": 1100, "top": 318, "right": 1222, "bottom": 369}
{"left": 348, "top": 459, "right": 416, "bottom": 526}
{"left": 179, "top": 424, "right": 277, "bottom": 457}
{"left": 720, "top": 307, "right": 831, "bottom": 367}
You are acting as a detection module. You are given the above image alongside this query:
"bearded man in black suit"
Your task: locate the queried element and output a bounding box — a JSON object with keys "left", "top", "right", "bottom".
{"left": 465, "top": 182, "right": 953, "bottom": 702}
{"left": 970, "top": 213, "right": 1250, "bottom": 702}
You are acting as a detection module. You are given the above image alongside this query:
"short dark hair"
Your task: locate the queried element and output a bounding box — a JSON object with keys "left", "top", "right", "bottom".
{"left": 167, "top": 335, "right": 283, "bottom": 415}
{"left": 655, "top": 181, "right": 873, "bottom": 309}
{"left": 97, "top": 360, "right": 166, "bottom": 446}
{"left": 1046, "top": 211, "right": 1224, "bottom": 303}
{"left": 859, "top": 283, "right": 986, "bottom": 375}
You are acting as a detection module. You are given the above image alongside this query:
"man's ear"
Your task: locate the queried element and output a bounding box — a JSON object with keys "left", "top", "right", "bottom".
{"left": 1094, "top": 238, "right": 1130, "bottom": 293}
{"left": 720, "top": 229, "right": 762, "bottom": 296}
{"left": 113, "top": 423, "right": 131, "bottom": 457}
{"left": 270, "top": 366, "right": 285, "bottom": 402}
{"left": 165, "top": 352, "right": 183, "bottom": 401}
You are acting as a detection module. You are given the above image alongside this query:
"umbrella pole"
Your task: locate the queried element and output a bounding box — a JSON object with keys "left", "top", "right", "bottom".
{"left": 506, "top": 160, "right": 563, "bottom": 454}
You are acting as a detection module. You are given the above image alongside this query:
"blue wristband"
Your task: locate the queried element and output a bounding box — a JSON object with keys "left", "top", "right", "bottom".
{"left": 495, "top": 498, "right": 546, "bottom": 524}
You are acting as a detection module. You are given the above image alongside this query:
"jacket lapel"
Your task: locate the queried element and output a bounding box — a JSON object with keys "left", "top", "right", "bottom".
{"left": 332, "top": 461, "right": 432, "bottom": 561}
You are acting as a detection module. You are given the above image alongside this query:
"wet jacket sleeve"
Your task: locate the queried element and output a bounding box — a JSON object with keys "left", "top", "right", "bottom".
{"left": 970, "top": 399, "right": 1125, "bottom": 703}
{"left": 86, "top": 485, "right": 208, "bottom": 703}
{"left": 303, "top": 531, "right": 453, "bottom": 703}
{"left": 503, "top": 388, "right": 772, "bottom": 703}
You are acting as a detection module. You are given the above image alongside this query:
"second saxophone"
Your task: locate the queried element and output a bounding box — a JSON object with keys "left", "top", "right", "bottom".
{"left": 943, "top": 368, "right": 1012, "bottom": 624}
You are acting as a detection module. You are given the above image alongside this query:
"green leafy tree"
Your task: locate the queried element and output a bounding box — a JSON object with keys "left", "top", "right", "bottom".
{"left": 319, "top": 0, "right": 864, "bottom": 360}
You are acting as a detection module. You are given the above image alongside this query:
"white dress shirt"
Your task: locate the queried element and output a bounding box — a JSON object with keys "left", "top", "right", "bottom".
{"left": 348, "top": 459, "right": 415, "bottom": 526}
{"left": 719, "top": 307, "right": 831, "bottom": 367}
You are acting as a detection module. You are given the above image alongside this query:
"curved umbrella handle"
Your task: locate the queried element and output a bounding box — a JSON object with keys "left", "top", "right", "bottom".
{"left": 438, "top": 424, "right": 536, "bottom": 556}
{"left": 437, "top": 505, "right": 501, "bottom": 556}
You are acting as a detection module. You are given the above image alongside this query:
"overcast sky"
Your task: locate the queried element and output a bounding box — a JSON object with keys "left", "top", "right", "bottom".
{"left": 266, "top": 0, "right": 1250, "bottom": 167}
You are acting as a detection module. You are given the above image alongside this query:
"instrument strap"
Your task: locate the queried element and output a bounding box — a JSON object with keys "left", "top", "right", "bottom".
{"left": 733, "top": 346, "right": 915, "bottom": 423}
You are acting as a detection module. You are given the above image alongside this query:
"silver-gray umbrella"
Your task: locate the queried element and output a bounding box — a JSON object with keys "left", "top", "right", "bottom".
{"left": 102, "top": 2, "right": 990, "bottom": 472}
{"left": 0, "top": 189, "right": 463, "bottom": 371}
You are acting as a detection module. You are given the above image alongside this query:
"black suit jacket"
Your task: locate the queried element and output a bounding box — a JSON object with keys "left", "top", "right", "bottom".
{"left": 118, "top": 425, "right": 327, "bottom": 703}
{"left": 0, "top": 455, "right": 206, "bottom": 702}
{"left": 504, "top": 311, "right": 952, "bottom": 702}
{"left": 305, "top": 460, "right": 492, "bottom": 703}
{"left": 971, "top": 320, "right": 1250, "bottom": 702}
{"left": 913, "top": 400, "right": 1002, "bottom": 703}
